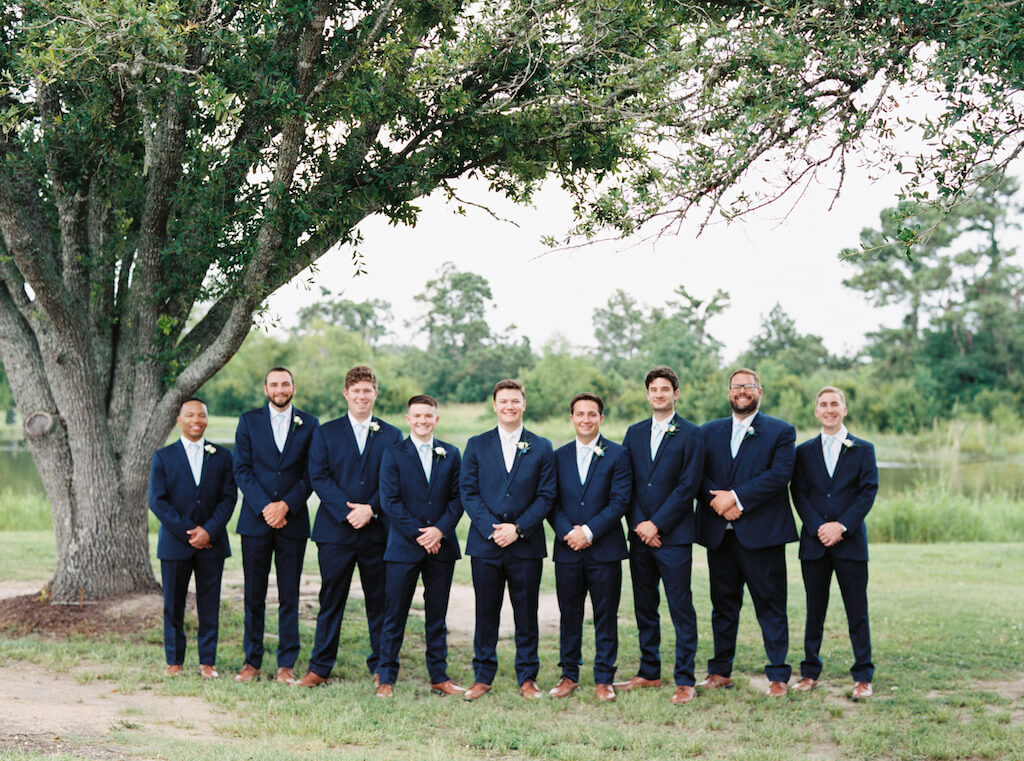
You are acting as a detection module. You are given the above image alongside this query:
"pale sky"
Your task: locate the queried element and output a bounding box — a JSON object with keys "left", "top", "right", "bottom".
{"left": 263, "top": 162, "right": 1017, "bottom": 363}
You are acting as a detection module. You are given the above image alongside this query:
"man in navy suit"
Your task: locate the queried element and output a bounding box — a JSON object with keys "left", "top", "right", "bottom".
{"left": 616, "top": 367, "right": 703, "bottom": 706}
{"left": 460, "top": 379, "right": 556, "bottom": 701}
{"left": 233, "top": 367, "right": 319, "bottom": 684}
{"left": 696, "top": 368, "right": 797, "bottom": 697}
{"left": 296, "top": 366, "right": 403, "bottom": 687}
{"left": 790, "top": 386, "right": 877, "bottom": 700}
{"left": 375, "top": 395, "right": 464, "bottom": 698}
{"left": 149, "top": 398, "right": 237, "bottom": 679}
{"left": 548, "top": 393, "right": 631, "bottom": 702}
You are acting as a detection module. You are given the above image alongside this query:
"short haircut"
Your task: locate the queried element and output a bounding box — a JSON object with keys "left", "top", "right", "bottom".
{"left": 729, "top": 367, "right": 761, "bottom": 387}
{"left": 816, "top": 385, "right": 847, "bottom": 405}
{"left": 492, "top": 378, "right": 525, "bottom": 400}
{"left": 345, "top": 365, "right": 378, "bottom": 390}
{"left": 645, "top": 366, "right": 679, "bottom": 391}
{"left": 569, "top": 392, "right": 604, "bottom": 415}
{"left": 264, "top": 366, "right": 294, "bottom": 384}
{"left": 407, "top": 394, "right": 439, "bottom": 409}
{"left": 179, "top": 396, "right": 207, "bottom": 414}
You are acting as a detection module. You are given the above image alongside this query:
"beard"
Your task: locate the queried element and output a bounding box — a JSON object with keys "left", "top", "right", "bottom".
{"left": 730, "top": 396, "right": 758, "bottom": 416}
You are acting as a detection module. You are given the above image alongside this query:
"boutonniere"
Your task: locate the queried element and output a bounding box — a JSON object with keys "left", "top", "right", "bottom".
{"left": 744, "top": 426, "right": 757, "bottom": 440}
{"left": 368, "top": 420, "right": 380, "bottom": 436}
{"left": 592, "top": 443, "right": 606, "bottom": 458}
{"left": 203, "top": 444, "right": 216, "bottom": 455}
{"left": 293, "top": 415, "right": 303, "bottom": 426}
{"left": 842, "top": 438, "right": 857, "bottom": 448}
{"left": 516, "top": 441, "right": 531, "bottom": 456}
{"left": 433, "top": 445, "right": 447, "bottom": 460}
{"left": 665, "top": 423, "right": 679, "bottom": 437}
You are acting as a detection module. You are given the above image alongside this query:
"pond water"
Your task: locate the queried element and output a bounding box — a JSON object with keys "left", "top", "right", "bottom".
{"left": 1, "top": 445, "right": 1021, "bottom": 500}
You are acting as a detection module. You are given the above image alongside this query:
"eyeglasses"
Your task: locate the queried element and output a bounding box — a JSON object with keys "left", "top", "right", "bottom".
{"left": 728, "top": 383, "right": 761, "bottom": 391}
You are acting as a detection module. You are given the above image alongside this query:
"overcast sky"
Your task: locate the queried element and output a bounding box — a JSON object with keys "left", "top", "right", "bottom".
{"left": 263, "top": 161, "right": 1018, "bottom": 363}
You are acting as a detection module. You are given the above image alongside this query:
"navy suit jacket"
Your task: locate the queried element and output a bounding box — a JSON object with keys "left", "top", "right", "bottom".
{"left": 460, "top": 427, "right": 556, "bottom": 559}
{"left": 550, "top": 437, "right": 632, "bottom": 563}
{"left": 622, "top": 413, "right": 703, "bottom": 546}
{"left": 379, "top": 437, "right": 463, "bottom": 563}
{"left": 697, "top": 412, "right": 798, "bottom": 550}
{"left": 791, "top": 433, "right": 878, "bottom": 561}
{"left": 149, "top": 440, "right": 237, "bottom": 560}
{"left": 234, "top": 405, "right": 319, "bottom": 540}
{"left": 309, "top": 415, "right": 403, "bottom": 545}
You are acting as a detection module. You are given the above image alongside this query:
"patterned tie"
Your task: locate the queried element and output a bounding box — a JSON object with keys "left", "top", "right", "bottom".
{"left": 730, "top": 423, "right": 745, "bottom": 458}
{"left": 578, "top": 445, "right": 592, "bottom": 483}
{"left": 419, "top": 442, "right": 433, "bottom": 482}
{"left": 187, "top": 442, "right": 203, "bottom": 486}
{"left": 650, "top": 422, "right": 664, "bottom": 461}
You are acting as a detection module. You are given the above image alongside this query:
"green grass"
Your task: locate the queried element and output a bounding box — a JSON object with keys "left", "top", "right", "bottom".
{"left": 1, "top": 536, "right": 1022, "bottom": 760}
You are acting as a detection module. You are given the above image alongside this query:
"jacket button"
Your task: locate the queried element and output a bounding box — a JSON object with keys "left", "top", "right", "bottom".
{"left": 580, "top": 501, "right": 585, "bottom": 506}
{"left": 360, "top": 480, "right": 365, "bottom": 485}
{"left": 506, "top": 492, "right": 511, "bottom": 497}
{"left": 647, "top": 482, "right": 653, "bottom": 487}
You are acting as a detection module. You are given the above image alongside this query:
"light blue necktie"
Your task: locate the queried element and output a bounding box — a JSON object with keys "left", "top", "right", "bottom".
{"left": 187, "top": 442, "right": 203, "bottom": 486}
{"left": 419, "top": 442, "right": 433, "bottom": 482}
{"left": 650, "top": 422, "right": 664, "bottom": 461}
{"left": 730, "top": 423, "right": 745, "bottom": 458}
{"left": 578, "top": 446, "right": 591, "bottom": 483}
{"left": 354, "top": 423, "right": 367, "bottom": 454}
{"left": 272, "top": 412, "right": 288, "bottom": 452}
{"left": 824, "top": 435, "right": 839, "bottom": 477}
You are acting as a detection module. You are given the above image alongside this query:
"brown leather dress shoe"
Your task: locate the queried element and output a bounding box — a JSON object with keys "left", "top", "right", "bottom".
{"left": 520, "top": 679, "right": 542, "bottom": 700}
{"left": 199, "top": 664, "right": 220, "bottom": 679}
{"left": 548, "top": 677, "right": 579, "bottom": 698}
{"left": 430, "top": 680, "right": 466, "bottom": 696}
{"left": 164, "top": 664, "right": 182, "bottom": 677}
{"left": 276, "top": 667, "right": 296, "bottom": 684}
{"left": 595, "top": 684, "right": 616, "bottom": 702}
{"left": 376, "top": 683, "right": 394, "bottom": 698}
{"left": 234, "top": 664, "right": 260, "bottom": 682}
{"left": 613, "top": 675, "right": 662, "bottom": 692}
{"left": 671, "top": 685, "right": 696, "bottom": 705}
{"left": 852, "top": 681, "right": 873, "bottom": 700}
{"left": 295, "top": 671, "right": 328, "bottom": 688}
{"left": 463, "top": 682, "right": 492, "bottom": 701}
{"left": 697, "top": 674, "right": 733, "bottom": 689}
{"left": 766, "top": 680, "right": 789, "bottom": 697}
{"left": 792, "top": 677, "right": 818, "bottom": 692}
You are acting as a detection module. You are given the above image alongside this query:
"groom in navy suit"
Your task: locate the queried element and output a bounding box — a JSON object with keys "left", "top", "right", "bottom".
{"left": 233, "top": 367, "right": 319, "bottom": 684}
{"left": 790, "top": 386, "right": 877, "bottom": 700}
{"left": 375, "top": 394, "right": 464, "bottom": 698}
{"left": 149, "top": 398, "right": 237, "bottom": 678}
{"left": 548, "top": 393, "right": 631, "bottom": 702}
{"left": 617, "top": 367, "right": 703, "bottom": 706}
{"left": 697, "top": 368, "right": 797, "bottom": 697}
{"left": 460, "top": 379, "right": 556, "bottom": 701}
{"left": 296, "top": 365, "right": 403, "bottom": 687}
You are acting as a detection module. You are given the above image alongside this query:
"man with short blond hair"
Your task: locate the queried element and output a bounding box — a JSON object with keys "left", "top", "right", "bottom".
{"left": 790, "top": 386, "right": 877, "bottom": 700}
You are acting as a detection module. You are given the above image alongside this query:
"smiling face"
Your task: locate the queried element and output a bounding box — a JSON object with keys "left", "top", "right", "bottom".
{"left": 728, "top": 372, "right": 762, "bottom": 416}
{"left": 647, "top": 377, "right": 679, "bottom": 418}
{"left": 177, "top": 400, "right": 209, "bottom": 443}
{"left": 405, "top": 402, "right": 439, "bottom": 441}
{"left": 814, "top": 391, "right": 847, "bottom": 436}
{"left": 343, "top": 380, "right": 378, "bottom": 421}
{"left": 493, "top": 388, "right": 526, "bottom": 432}
{"left": 264, "top": 369, "right": 295, "bottom": 412}
{"left": 571, "top": 399, "right": 603, "bottom": 445}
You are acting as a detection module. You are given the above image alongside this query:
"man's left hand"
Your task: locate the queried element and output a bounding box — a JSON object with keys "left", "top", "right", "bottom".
{"left": 187, "top": 526, "right": 211, "bottom": 549}
{"left": 817, "top": 521, "right": 845, "bottom": 547}
{"left": 634, "top": 520, "right": 661, "bottom": 547}
{"left": 345, "top": 502, "right": 374, "bottom": 529}
{"left": 417, "top": 526, "right": 443, "bottom": 554}
{"left": 565, "top": 525, "right": 591, "bottom": 551}
{"left": 262, "top": 501, "right": 289, "bottom": 529}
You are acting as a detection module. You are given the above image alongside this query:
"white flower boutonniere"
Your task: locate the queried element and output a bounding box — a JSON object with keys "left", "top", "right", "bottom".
{"left": 842, "top": 438, "right": 857, "bottom": 449}
{"left": 744, "top": 426, "right": 757, "bottom": 440}
{"left": 433, "top": 445, "right": 447, "bottom": 460}
{"left": 293, "top": 415, "right": 303, "bottom": 426}
{"left": 516, "top": 441, "right": 531, "bottom": 456}
{"left": 203, "top": 444, "right": 216, "bottom": 455}
{"left": 592, "top": 444, "right": 606, "bottom": 458}
{"left": 368, "top": 420, "right": 381, "bottom": 436}
{"left": 665, "top": 423, "right": 679, "bottom": 437}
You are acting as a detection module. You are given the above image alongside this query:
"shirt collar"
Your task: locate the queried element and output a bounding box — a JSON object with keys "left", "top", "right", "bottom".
{"left": 499, "top": 425, "right": 523, "bottom": 442}
{"left": 822, "top": 426, "right": 849, "bottom": 443}
{"left": 180, "top": 436, "right": 206, "bottom": 449}
{"left": 410, "top": 434, "right": 433, "bottom": 448}
{"left": 270, "top": 404, "right": 293, "bottom": 418}
{"left": 732, "top": 412, "right": 756, "bottom": 428}
{"left": 348, "top": 412, "right": 373, "bottom": 428}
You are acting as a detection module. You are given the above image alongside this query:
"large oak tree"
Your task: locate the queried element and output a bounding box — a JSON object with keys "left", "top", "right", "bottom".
{"left": 1, "top": 0, "right": 1021, "bottom": 601}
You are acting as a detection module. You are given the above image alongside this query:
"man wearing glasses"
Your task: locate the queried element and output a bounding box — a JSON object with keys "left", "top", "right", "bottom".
{"left": 696, "top": 369, "right": 797, "bottom": 697}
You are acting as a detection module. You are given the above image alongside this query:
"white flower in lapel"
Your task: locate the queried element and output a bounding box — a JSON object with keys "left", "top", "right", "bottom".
{"left": 433, "top": 445, "right": 447, "bottom": 460}
{"left": 368, "top": 420, "right": 381, "bottom": 436}
{"left": 592, "top": 443, "right": 606, "bottom": 457}
{"left": 516, "top": 441, "right": 531, "bottom": 456}
{"left": 744, "top": 426, "right": 757, "bottom": 440}
{"left": 293, "top": 415, "right": 303, "bottom": 426}
{"left": 842, "top": 438, "right": 857, "bottom": 448}
{"left": 665, "top": 423, "right": 679, "bottom": 437}
{"left": 203, "top": 444, "right": 216, "bottom": 455}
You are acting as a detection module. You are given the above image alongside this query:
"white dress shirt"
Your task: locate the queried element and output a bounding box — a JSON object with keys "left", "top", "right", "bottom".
{"left": 499, "top": 426, "right": 523, "bottom": 473}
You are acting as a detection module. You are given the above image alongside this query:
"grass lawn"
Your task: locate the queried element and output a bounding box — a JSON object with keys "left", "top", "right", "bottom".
{"left": 1, "top": 533, "right": 1022, "bottom": 761}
